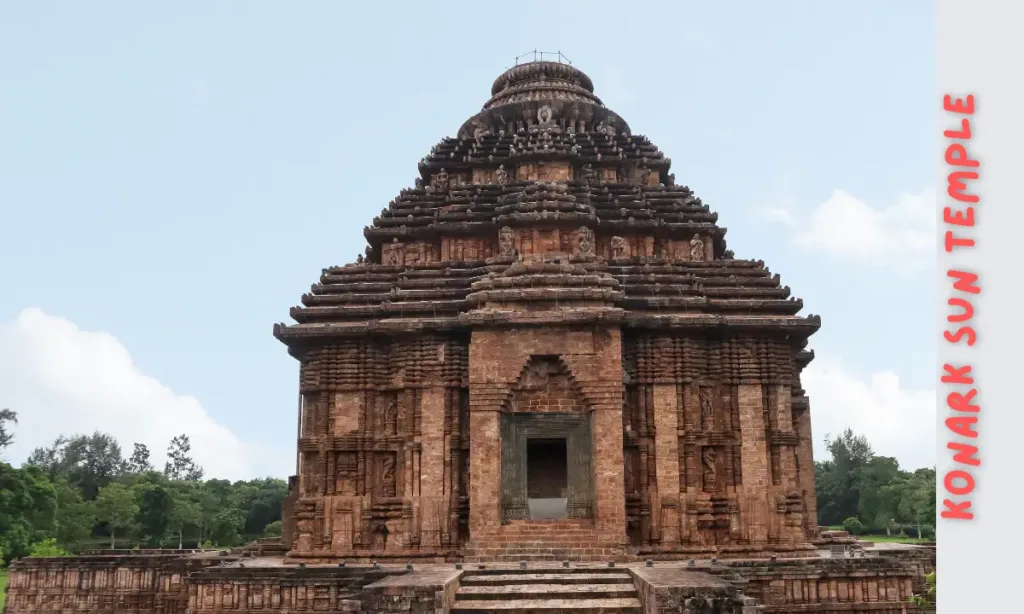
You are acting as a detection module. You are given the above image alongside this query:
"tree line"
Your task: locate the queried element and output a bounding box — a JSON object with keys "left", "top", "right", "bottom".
{"left": 0, "top": 409, "right": 287, "bottom": 563}
{"left": 0, "top": 406, "right": 937, "bottom": 563}
{"left": 815, "top": 428, "right": 936, "bottom": 539}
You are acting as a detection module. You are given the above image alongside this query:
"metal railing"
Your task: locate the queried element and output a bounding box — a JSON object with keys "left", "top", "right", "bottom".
{"left": 512, "top": 49, "right": 572, "bottom": 66}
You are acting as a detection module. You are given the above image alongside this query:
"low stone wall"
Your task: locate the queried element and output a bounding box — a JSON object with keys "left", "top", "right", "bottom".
{"left": 4, "top": 553, "right": 932, "bottom": 614}
{"left": 4, "top": 552, "right": 232, "bottom": 614}
{"left": 187, "top": 565, "right": 405, "bottom": 613}
{"left": 629, "top": 566, "right": 761, "bottom": 614}
{"left": 360, "top": 567, "right": 463, "bottom": 614}
{"left": 706, "top": 557, "right": 927, "bottom": 613}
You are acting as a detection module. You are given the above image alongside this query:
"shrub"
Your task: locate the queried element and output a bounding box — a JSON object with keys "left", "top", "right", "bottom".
{"left": 919, "top": 525, "right": 935, "bottom": 539}
{"left": 842, "top": 517, "right": 865, "bottom": 536}
{"left": 28, "top": 539, "right": 69, "bottom": 558}
{"left": 263, "top": 520, "right": 283, "bottom": 537}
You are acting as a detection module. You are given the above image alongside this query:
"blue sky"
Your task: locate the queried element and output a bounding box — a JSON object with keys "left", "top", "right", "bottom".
{"left": 0, "top": 1, "right": 935, "bottom": 478}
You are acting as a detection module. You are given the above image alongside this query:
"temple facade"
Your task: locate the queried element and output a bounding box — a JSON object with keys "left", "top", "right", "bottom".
{"left": 274, "top": 60, "right": 822, "bottom": 562}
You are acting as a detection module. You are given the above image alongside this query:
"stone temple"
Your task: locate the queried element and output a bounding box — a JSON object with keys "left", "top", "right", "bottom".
{"left": 5, "top": 61, "right": 934, "bottom": 614}
{"left": 273, "top": 59, "right": 823, "bottom": 564}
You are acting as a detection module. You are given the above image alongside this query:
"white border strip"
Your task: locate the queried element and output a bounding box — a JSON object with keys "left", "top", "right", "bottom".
{"left": 938, "top": 1, "right": 1024, "bottom": 610}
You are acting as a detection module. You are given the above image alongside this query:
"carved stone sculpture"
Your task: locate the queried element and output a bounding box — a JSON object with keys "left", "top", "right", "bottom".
{"left": 690, "top": 234, "right": 705, "bottom": 262}
{"left": 580, "top": 163, "right": 597, "bottom": 186}
{"left": 577, "top": 226, "right": 595, "bottom": 256}
{"left": 702, "top": 447, "right": 717, "bottom": 491}
{"left": 436, "top": 168, "right": 449, "bottom": 191}
{"left": 537, "top": 104, "right": 553, "bottom": 126}
{"left": 387, "top": 238, "right": 403, "bottom": 266}
{"left": 638, "top": 165, "right": 651, "bottom": 187}
{"left": 495, "top": 164, "right": 508, "bottom": 186}
{"left": 700, "top": 387, "right": 715, "bottom": 430}
{"left": 498, "top": 226, "right": 515, "bottom": 256}
{"left": 611, "top": 236, "right": 626, "bottom": 259}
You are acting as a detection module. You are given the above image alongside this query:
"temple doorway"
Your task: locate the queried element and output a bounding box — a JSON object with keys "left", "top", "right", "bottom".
{"left": 526, "top": 438, "right": 568, "bottom": 519}
{"left": 500, "top": 413, "right": 593, "bottom": 522}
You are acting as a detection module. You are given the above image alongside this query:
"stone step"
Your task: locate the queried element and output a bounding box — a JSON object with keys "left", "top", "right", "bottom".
{"left": 463, "top": 552, "right": 630, "bottom": 563}
{"left": 458, "top": 583, "right": 638, "bottom": 601}
{"left": 464, "top": 548, "right": 628, "bottom": 557}
{"left": 462, "top": 572, "right": 634, "bottom": 585}
{"left": 451, "top": 597, "right": 642, "bottom": 613}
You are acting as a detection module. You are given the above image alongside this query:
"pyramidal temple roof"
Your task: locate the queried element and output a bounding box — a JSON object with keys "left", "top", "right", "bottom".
{"left": 274, "top": 61, "right": 820, "bottom": 351}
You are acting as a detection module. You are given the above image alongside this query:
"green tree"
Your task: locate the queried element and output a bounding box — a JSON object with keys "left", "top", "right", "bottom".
{"left": 168, "top": 482, "right": 202, "bottom": 549}
{"left": 27, "top": 432, "right": 125, "bottom": 500}
{"left": 239, "top": 478, "right": 288, "bottom": 536}
{"left": 0, "top": 408, "right": 18, "bottom": 452}
{"left": 126, "top": 443, "right": 153, "bottom": 474}
{"left": 164, "top": 435, "right": 204, "bottom": 482}
{"left": 95, "top": 482, "right": 138, "bottom": 549}
{"left": 136, "top": 482, "right": 174, "bottom": 546}
{"left": 898, "top": 469, "right": 936, "bottom": 538}
{"left": 210, "top": 508, "right": 246, "bottom": 547}
{"left": 0, "top": 463, "right": 58, "bottom": 562}
{"left": 53, "top": 478, "right": 96, "bottom": 549}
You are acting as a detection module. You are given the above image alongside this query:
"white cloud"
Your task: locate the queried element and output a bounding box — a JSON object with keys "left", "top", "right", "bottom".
{"left": 0, "top": 308, "right": 290, "bottom": 480}
{"left": 803, "top": 355, "right": 936, "bottom": 471}
{"left": 772, "top": 189, "right": 936, "bottom": 267}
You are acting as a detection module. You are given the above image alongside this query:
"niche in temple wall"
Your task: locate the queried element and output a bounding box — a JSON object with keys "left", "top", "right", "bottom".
{"left": 374, "top": 451, "right": 398, "bottom": 499}
{"left": 516, "top": 161, "right": 571, "bottom": 182}
{"left": 441, "top": 237, "right": 491, "bottom": 261}
{"left": 602, "top": 235, "right": 656, "bottom": 259}
{"left": 661, "top": 235, "right": 712, "bottom": 262}
{"left": 335, "top": 452, "right": 359, "bottom": 496}
{"left": 373, "top": 392, "right": 400, "bottom": 437}
{"left": 381, "top": 239, "right": 439, "bottom": 266}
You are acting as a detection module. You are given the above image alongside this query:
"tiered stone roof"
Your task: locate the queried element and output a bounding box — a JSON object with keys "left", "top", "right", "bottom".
{"left": 275, "top": 61, "right": 819, "bottom": 350}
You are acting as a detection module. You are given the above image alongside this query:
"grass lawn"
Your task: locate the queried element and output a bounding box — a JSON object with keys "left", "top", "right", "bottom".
{"left": 863, "top": 535, "right": 933, "bottom": 544}
{"left": 824, "top": 526, "right": 932, "bottom": 544}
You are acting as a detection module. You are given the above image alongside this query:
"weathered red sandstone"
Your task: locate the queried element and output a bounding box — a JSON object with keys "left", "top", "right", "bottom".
{"left": 4, "top": 60, "right": 931, "bottom": 614}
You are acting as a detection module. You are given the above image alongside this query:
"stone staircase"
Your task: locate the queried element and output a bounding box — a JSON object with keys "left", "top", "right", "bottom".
{"left": 452, "top": 566, "right": 642, "bottom": 613}
{"left": 464, "top": 520, "right": 630, "bottom": 562}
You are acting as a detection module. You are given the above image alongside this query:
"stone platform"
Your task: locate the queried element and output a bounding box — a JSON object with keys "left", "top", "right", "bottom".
{"left": 4, "top": 546, "right": 934, "bottom": 614}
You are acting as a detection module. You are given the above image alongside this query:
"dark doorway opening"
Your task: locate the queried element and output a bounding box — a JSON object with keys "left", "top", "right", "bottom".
{"left": 526, "top": 438, "right": 568, "bottom": 519}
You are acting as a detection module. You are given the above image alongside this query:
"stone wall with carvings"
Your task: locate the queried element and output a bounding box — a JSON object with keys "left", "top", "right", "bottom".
{"left": 187, "top": 566, "right": 403, "bottom": 613}
{"left": 291, "top": 334, "right": 470, "bottom": 560}
{"left": 704, "top": 558, "right": 928, "bottom": 614}
{"left": 622, "top": 333, "right": 816, "bottom": 555}
{"left": 3, "top": 553, "right": 230, "bottom": 614}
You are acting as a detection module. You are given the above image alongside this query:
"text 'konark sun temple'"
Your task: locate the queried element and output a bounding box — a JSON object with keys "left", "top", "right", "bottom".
{"left": 5, "top": 61, "right": 934, "bottom": 614}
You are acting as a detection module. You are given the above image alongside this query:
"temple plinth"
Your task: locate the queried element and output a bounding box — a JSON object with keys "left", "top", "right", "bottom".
{"left": 273, "top": 60, "right": 821, "bottom": 562}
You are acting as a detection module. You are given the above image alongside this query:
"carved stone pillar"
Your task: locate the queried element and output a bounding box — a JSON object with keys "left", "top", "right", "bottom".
{"left": 652, "top": 384, "right": 680, "bottom": 545}
{"left": 794, "top": 401, "right": 818, "bottom": 538}
{"left": 737, "top": 384, "right": 770, "bottom": 544}
{"left": 468, "top": 386, "right": 503, "bottom": 533}
{"left": 418, "top": 386, "right": 448, "bottom": 548}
